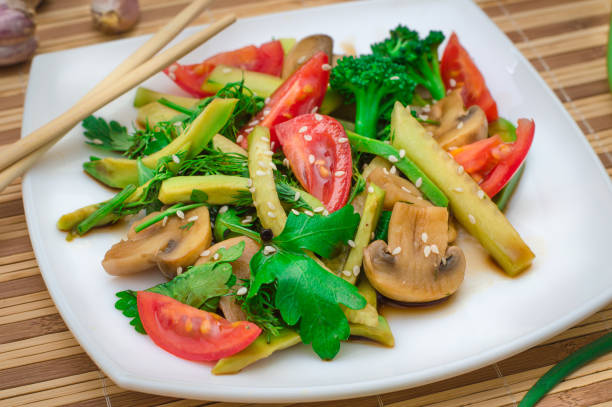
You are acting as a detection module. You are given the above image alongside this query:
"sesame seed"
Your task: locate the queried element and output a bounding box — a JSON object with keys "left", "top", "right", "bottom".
{"left": 250, "top": 119, "right": 260, "bottom": 125}
{"left": 258, "top": 160, "right": 267, "bottom": 168}
{"left": 399, "top": 149, "right": 406, "bottom": 158}
{"left": 368, "top": 186, "right": 374, "bottom": 194}
{"left": 448, "top": 152, "right": 454, "bottom": 159}
{"left": 419, "top": 114, "right": 428, "bottom": 121}
{"left": 168, "top": 64, "right": 177, "bottom": 74}
{"left": 222, "top": 67, "right": 232, "bottom": 74}
{"left": 299, "top": 126, "right": 308, "bottom": 133}
{"left": 321, "top": 63, "right": 332, "bottom": 71}
{"left": 477, "top": 190, "right": 485, "bottom": 199}
{"left": 263, "top": 107, "right": 271, "bottom": 114}
{"left": 263, "top": 245, "right": 277, "bottom": 255}
{"left": 468, "top": 214, "right": 476, "bottom": 224}
{"left": 304, "top": 134, "right": 312, "bottom": 141}
{"left": 246, "top": 178, "right": 253, "bottom": 187}
{"left": 424, "top": 245, "right": 431, "bottom": 257}
{"left": 449, "top": 78, "right": 457, "bottom": 87}
{"left": 347, "top": 240, "right": 356, "bottom": 248}
{"left": 353, "top": 265, "right": 360, "bottom": 275}
{"left": 271, "top": 141, "right": 276, "bottom": 150}
{"left": 291, "top": 209, "right": 300, "bottom": 216}
{"left": 304, "top": 210, "right": 314, "bottom": 216}
{"left": 187, "top": 215, "right": 198, "bottom": 222}
{"left": 342, "top": 270, "right": 352, "bottom": 277}
{"left": 219, "top": 205, "right": 228, "bottom": 214}
{"left": 315, "top": 114, "right": 323, "bottom": 121}
{"left": 335, "top": 170, "right": 346, "bottom": 177}
{"left": 446, "top": 88, "right": 452, "bottom": 95}
{"left": 401, "top": 186, "right": 412, "bottom": 193}
{"left": 338, "top": 137, "right": 349, "bottom": 143}
{"left": 172, "top": 154, "right": 180, "bottom": 164}
{"left": 314, "top": 206, "right": 325, "bottom": 213}
{"left": 260, "top": 136, "right": 269, "bottom": 142}
{"left": 323, "top": 209, "right": 329, "bottom": 216}
{"left": 92, "top": 138, "right": 103, "bottom": 145}
{"left": 256, "top": 170, "right": 267, "bottom": 176}
{"left": 270, "top": 162, "right": 277, "bottom": 170}
{"left": 389, "top": 75, "right": 400, "bottom": 80}
{"left": 431, "top": 244, "right": 439, "bottom": 254}
{"left": 236, "top": 287, "right": 248, "bottom": 296}
{"left": 283, "top": 158, "right": 290, "bottom": 167}
{"left": 213, "top": 253, "right": 220, "bottom": 260}
{"left": 454, "top": 187, "right": 463, "bottom": 192}
{"left": 294, "top": 191, "right": 301, "bottom": 200}
{"left": 245, "top": 127, "right": 254, "bottom": 133}
{"left": 388, "top": 155, "right": 399, "bottom": 163}
{"left": 236, "top": 135, "right": 244, "bottom": 144}
{"left": 421, "top": 232, "right": 428, "bottom": 243}
{"left": 415, "top": 177, "right": 423, "bottom": 188}
{"left": 249, "top": 187, "right": 256, "bottom": 193}
{"left": 201, "top": 249, "right": 211, "bottom": 257}
{"left": 390, "top": 166, "right": 397, "bottom": 175}
{"left": 427, "top": 131, "right": 434, "bottom": 136}
{"left": 241, "top": 217, "right": 252, "bottom": 225}
{"left": 457, "top": 121, "right": 464, "bottom": 129}
{"left": 448, "top": 146, "right": 458, "bottom": 151}
{"left": 264, "top": 150, "right": 274, "bottom": 156}
{"left": 391, "top": 247, "right": 402, "bottom": 255}
{"left": 176, "top": 210, "right": 185, "bottom": 219}
{"left": 422, "top": 105, "right": 431, "bottom": 113}
{"left": 297, "top": 55, "right": 307, "bottom": 64}
{"left": 268, "top": 211, "right": 277, "bottom": 218}
{"left": 308, "top": 154, "right": 315, "bottom": 164}
{"left": 168, "top": 72, "right": 176, "bottom": 80}
{"left": 311, "top": 106, "right": 319, "bottom": 113}
{"left": 267, "top": 202, "right": 276, "bottom": 210}
{"left": 457, "top": 165, "right": 464, "bottom": 175}
{"left": 383, "top": 168, "right": 389, "bottom": 175}
{"left": 176, "top": 266, "right": 183, "bottom": 275}
{"left": 162, "top": 216, "right": 168, "bottom": 227}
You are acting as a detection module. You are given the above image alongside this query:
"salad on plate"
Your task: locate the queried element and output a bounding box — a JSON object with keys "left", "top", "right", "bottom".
{"left": 57, "top": 26, "right": 535, "bottom": 374}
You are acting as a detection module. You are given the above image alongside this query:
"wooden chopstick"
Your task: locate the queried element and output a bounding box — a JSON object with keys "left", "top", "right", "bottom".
{"left": 0, "top": 0, "right": 214, "bottom": 192}
{"left": 0, "top": 11, "right": 236, "bottom": 189}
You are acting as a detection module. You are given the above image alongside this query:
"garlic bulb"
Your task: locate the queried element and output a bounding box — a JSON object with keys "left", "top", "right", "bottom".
{"left": 91, "top": 0, "right": 140, "bottom": 34}
{"left": 0, "top": 0, "right": 37, "bottom": 66}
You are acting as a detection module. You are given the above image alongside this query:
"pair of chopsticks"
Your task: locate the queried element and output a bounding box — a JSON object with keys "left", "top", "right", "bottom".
{"left": 0, "top": 0, "right": 236, "bottom": 192}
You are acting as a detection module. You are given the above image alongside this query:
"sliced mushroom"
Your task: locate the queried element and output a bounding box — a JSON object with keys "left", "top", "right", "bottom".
{"left": 423, "top": 90, "right": 488, "bottom": 150}
{"left": 102, "top": 206, "right": 212, "bottom": 278}
{"left": 363, "top": 202, "right": 465, "bottom": 302}
{"left": 196, "top": 236, "right": 260, "bottom": 322}
{"left": 367, "top": 167, "right": 430, "bottom": 210}
{"left": 282, "top": 34, "right": 333, "bottom": 79}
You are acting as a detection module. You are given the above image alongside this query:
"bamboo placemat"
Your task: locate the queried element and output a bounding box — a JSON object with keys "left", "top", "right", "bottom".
{"left": 1, "top": 0, "right": 611, "bottom": 405}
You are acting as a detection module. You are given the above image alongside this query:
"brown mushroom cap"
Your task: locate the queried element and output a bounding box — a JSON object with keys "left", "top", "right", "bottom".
{"left": 363, "top": 202, "right": 466, "bottom": 302}
{"left": 102, "top": 206, "right": 212, "bottom": 278}
{"left": 196, "top": 236, "right": 261, "bottom": 322}
{"left": 282, "top": 34, "right": 333, "bottom": 79}
{"left": 367, "top": 167, "right": 430, "bottom": 210}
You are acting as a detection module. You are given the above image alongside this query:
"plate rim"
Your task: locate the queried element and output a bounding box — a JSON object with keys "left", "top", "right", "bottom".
{"left": 21, "top": 0, "right": 612, "bottom": 402}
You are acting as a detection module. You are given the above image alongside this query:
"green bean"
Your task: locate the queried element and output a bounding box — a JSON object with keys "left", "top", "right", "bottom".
{"left": 494, "top": 164, "right": 525, "bottom": 212}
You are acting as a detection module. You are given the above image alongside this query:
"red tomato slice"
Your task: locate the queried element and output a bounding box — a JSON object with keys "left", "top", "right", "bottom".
{"left": 137, "top": 291, "right": 261, "bottom": 362}
{"left": 441, "top": 32, "right": 499, "bottom": 122}
{"left": 480, "top": 119, "right": 534, "bottom": 197}
{"left": 163, "top": 40, "right": 284, "bottom": 97}
{"left": 237, "top": 51, "right": 330, "bottom": 151}
{"left": 451, "top": 135, "right": 502, "bottom": 175}
{"left": 275, "top": 114, "right": 352, "bottom": 212}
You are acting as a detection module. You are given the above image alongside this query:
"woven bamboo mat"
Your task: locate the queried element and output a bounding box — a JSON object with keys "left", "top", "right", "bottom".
{"left": 1, "top": 0, "right": 612, "bottom": 405}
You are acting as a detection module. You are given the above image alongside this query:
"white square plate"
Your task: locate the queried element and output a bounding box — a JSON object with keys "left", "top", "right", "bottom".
{"left": 22, "top": 0, "right": 612, "bottom": 402}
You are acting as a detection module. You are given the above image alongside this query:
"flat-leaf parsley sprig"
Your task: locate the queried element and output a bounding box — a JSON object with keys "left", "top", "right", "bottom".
{"left": 247, "top": 205, "right": 366, "bottom": 360}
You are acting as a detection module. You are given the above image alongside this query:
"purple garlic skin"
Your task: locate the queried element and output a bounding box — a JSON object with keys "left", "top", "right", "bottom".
{"left": 91, "top": 0, "right": 140, "bottom": 34}
{"left": 0, "top": 1, "right": 37, "bottom": 66}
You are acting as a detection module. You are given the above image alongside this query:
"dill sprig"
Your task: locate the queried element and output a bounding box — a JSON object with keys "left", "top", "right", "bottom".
{"left": 178, "top": 148, "right": 248, "bottom": 177}
{"left": 237, "top": 280, "right": 284, "bottom": 339}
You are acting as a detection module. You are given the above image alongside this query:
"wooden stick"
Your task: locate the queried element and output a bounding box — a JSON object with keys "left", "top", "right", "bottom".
{"left": 0, "top": 0, "right": 214, "bottom": 192}
{"left": 0, "top": 13, "right": 236, "bottom": 178}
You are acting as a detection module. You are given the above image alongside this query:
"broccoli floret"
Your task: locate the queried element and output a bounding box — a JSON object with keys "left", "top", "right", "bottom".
{"left": 330, "top": 54, "right": 415, "bottom": 140}
{"left": 371, "top": 25, "right": 446, "bottom": 100}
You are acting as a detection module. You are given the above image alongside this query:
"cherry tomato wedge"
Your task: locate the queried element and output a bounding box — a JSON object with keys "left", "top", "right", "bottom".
{"left": 452, "top": 119, "right": 534, "bottom": 197}
{"left": 479, "top": 118, "right": 534, "bottom": 197}
{"left": 137, "top": 291, "right": 261, "bottom": 362}
{"left": 164, "top": 40, "right": 284, "bottom": 97}
{"left": 441, "top": 32, "right": 498, "bottom": 122}
{"left": 237, "top": 51, "right": 330, "bottom": 151}
{"left": 275, "top": 114, "right": 352, "bottom": 212}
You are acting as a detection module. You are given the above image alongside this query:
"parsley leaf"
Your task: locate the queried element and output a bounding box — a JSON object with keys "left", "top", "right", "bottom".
{"left": 274, "top": 204, "right": 360, "bottom": 258}
{"left": 248, "top": 205, "right": 365, "bottom": 359}
{"left": 114, "top": 243, "right": 245, "bottom": 333}
{"left": 83, "top": 116, "right": 133, "bottom": 152}
{"left": 213, "top": 207, "right": 261, "bottom": 243}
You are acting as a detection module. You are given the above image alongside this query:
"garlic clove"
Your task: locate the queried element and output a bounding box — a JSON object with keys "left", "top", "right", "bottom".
{"left": 91, "top": 0, "right": 140, "bottom": 34}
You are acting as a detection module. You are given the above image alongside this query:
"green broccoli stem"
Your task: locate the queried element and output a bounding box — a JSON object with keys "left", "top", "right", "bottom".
{"left": 354, "top": 87, "right": 386, "bottom": 140}
{"left": 76, "top": 184, "right": 137, "bottom": 235}
{"left": 416, "top": 52, "right": 445, "bottom": 100}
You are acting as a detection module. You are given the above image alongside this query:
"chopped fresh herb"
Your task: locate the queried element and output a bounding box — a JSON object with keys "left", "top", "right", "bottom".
{"left": 347, "top": 175, "right": 366, "bottom": 205}
{"left": 179, "top": 148, "right": 248, "bottom": 177}
{"left": 76, "top": 184, "right": 137, "bottom": 235}
{"left": 248, "top": 205, "right": 366, "bottom": 359}
{"left": 190, "top": 189, "right": 209, "bottom": 203}
{"left": 179, "top": 221, "right": 195, "bottom": 230}
{"left": 114, "top": 243, "right": 245, "bottom": 333}
{"left": 134, "top": 202, "right": 206, "bottom": 233}
{"left": 213, "top": 207, "right": 261, "bottom": 243}
{"left": 82, "top": 116, "right": 133, "bottom": 152}
{"left": 137, "top": 158, "right": 156, "bottom": 186}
